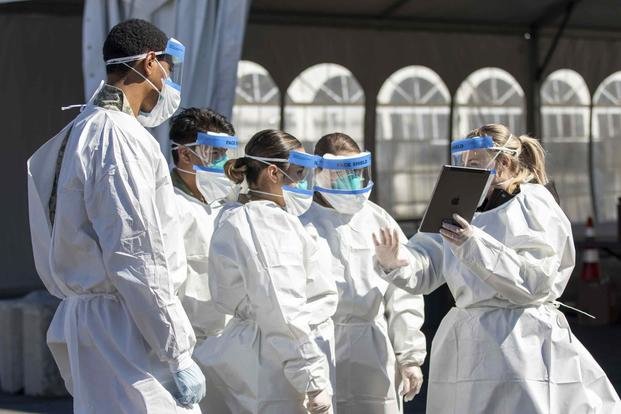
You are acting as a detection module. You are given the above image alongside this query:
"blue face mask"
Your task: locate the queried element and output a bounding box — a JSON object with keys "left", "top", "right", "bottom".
{"left": 333, "top": 173, "right": 363, "bottom": 190}
{"left": 208, "top": 155, "right": 228, "bottom": 169}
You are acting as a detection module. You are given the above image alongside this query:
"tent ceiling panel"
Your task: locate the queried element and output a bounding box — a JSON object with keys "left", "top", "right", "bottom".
{"left": 4, "top": 0, "right": 621, "bottom": 32}
{"left": 251, "top": 0, "right": 621, "bottom": 31}
{"left": 250, "top": 0, "right": 393, "bottom": 16}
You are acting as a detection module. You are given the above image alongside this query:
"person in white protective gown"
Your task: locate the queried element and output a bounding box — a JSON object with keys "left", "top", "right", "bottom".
{"left": 27, "top": 19, "right": 205, "bottom": 413}
{"left": 167, "top": 108, "right": 240, "bottom": 413}
{"left": 168, "top": 107, "right": 238, "bottom": 341}
{"left": 300, "top": 133, "right": 427, "bottom": 414}
{"left": 374, "top": 123, "right": 621, "bottom": 414}
{"left": 194, "top": 129, "right": 338, "bottom": 413}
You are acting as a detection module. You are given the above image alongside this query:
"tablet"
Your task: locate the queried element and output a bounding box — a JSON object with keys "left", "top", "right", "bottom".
{"left": 418, "top": 165, "right": 494, "bottom": 233}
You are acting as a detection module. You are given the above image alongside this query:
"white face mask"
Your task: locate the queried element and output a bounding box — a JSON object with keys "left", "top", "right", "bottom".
{"left": 248, "top": 187, "right": 312, "bottom": 217}
{"left": 321, "top": 191, "right": 370, "bottom": 215}
{"left": 195, "top": 168, "right": 234, "bottom": 203}
{"left": 126, "top": 61, "right": 181, "bottom": 127}
{"left": 282, "top": 189, "right": 313, "bottom": 216}
{"left": 226, "top": 179, "right": 249, "bottom": 203}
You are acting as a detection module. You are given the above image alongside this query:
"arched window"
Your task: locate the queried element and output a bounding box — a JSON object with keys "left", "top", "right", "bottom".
{"left": 285, "top": 63, "right": 365, "bottom": 152}
{"left": 593, "top": 71, "right": 621, "bottom": 224}
{"left": 541, "top": 69, "right": 591, "bottom": 222}
{"left": 232, "top": 61, "right": 281, "bottom": 148}
{"left": 376, "top": 66, "right": 450, "bottom": 219}
{"left": 453, "top": 68, "right": 525, "bottom": 138}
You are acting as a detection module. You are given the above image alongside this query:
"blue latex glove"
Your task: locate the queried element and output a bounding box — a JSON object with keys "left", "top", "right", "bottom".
{"left": 171, "top": 359, "right": 206, "bottom": 406}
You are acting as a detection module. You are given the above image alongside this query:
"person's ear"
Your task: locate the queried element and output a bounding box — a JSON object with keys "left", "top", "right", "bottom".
{"left": 498, "top": 155, "right": 515, "bottom": 178}
{"left": 178, "top": 146, "right": 193, "bottom": 165}
{"left": 139, "top": 52, "right": 159, "bottom": 78}
{"left": 266, "top": 164, "right": 281, "bottom": 184}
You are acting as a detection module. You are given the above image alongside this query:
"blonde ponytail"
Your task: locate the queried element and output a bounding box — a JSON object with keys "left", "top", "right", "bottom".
{"left": 516, "top": 135, "right": 548, "bottom": 186}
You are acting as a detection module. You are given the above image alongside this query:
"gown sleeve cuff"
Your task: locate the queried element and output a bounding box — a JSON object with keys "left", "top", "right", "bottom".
{"left": 168, "top": 351, "right": 193, "bottom": 373}
{"left": 375, "top": 259, "right": 408, "bottom": 282}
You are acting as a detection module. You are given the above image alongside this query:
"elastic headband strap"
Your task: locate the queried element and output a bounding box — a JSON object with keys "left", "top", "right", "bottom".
{"left": 105, "top": 38, "right": 185, "bottom": 65}
{"left": 245, "top": 153, "right": 316, "bottom": 168}
{"left": 105, "top": 51, "right": 164, "bottom": 65}
{"left": 245, "top": 155, "right": 288, "bottom": 163}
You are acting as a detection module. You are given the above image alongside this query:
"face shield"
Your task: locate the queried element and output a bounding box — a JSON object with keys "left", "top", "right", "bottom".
{"left": 315, "top": 152, "right": 373, "bottom": 194}
{"left": 451, "top": 136, "right": 499, "bottom": 169}
{"left": 243, "top": 150, "right": 319, "bottom": 216}
{"left": 451, "top": 135, "right": 520, "bottom": 171}
{"left": 451, "top": 136, "right": 496, "bottom": 168}
{"left": 104, "top": 37, "right": 185, "bottom": 92}
{"left": 157, "top": 38, "right": 184, "bottom": 92}
{"left": 282, "top": 151, "right": 319, "bottom": 195}
{"left": 245, "top": 151, "right": 318, "bottom": 191}
{"left": 192, "top": 131, "right": 240, "bottom": 172}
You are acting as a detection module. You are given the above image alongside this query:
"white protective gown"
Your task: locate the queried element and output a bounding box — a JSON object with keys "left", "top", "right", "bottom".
{"left": 173, "top": 185, "right": 227, "bottom": 341}
{"left": 172, "top": 184, "right": 231, "bottom": 414}
{"left": 300, "top": 200, "right": 427, "bottom": 414}
{"left": 27, "top": 104, "right": 199, "bottom": 413}
{"left": 195, "top": 200, "right": 337, "bottom": 413}
{"left": 383, "top": 183, "right": 621, "bottom": 413}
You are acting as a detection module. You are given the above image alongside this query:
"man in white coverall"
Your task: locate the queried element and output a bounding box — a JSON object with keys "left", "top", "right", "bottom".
{"left": 168, "top": 107, "right": 237, "bottom": 341}
{"left": 27, "top": 19, "right": 205, "bottom": 413}
{"left": 168, "top": 107, "right": 239, "bottom": 412}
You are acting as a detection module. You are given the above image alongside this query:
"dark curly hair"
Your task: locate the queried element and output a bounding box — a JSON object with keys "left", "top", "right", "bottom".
{"left": 103, "top": 19, "right": 168, "bottom": 76}
{"left": 169, "top": 107, "right": 236, "bottom": 164}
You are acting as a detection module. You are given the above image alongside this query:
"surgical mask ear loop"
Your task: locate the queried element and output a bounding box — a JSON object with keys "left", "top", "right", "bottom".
{"left": 248, "top": 188, "right": 284, "bottom": 199}
{"left": 174, "top": 166, "right": 196, "bottom": 175}
{"left": 172, "top": 143, "right": 208, "bottom": 166}
{"left": 123, "top": 60, "right": 167, "bottom": 96}
{"left": 245, "top": 155, "right": 297, "bottom": 186}
{"left": 486, "top": 150, "right": 503, "bottom": 171}
{"left": 487, "top": 151, "right": 510, "bottom": 188}
{"left": 246, "top": 169, "right": 289, "bottom": 199}
{"left": 243, "top": 157, "right": 297, "bottom": 202}
{"left": 485, "top": 135, "right": 518, "bottom": 170}
{"left": 488, "top": 135, "right": 523, "bottom": 190}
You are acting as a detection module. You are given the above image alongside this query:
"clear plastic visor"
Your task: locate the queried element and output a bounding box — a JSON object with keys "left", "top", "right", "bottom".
{"left": 193, "top": 131, "right": 239, "bottom": 172}
{"left": 315, "top": 152, "right": 373, "bottom": 194}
